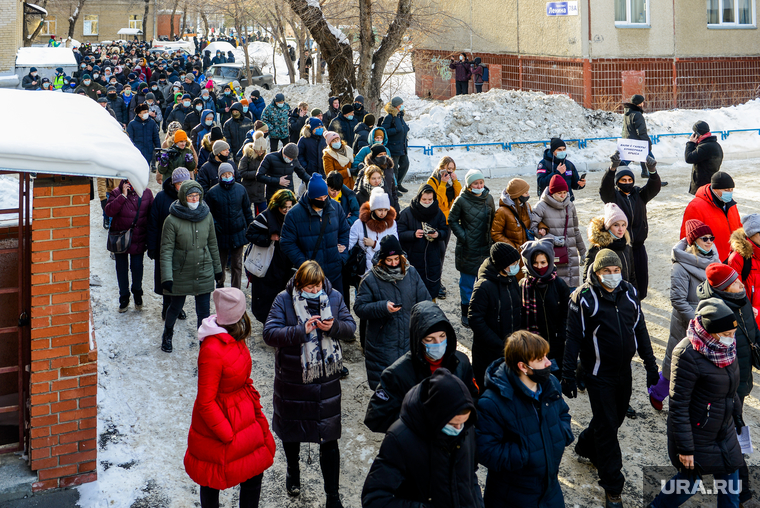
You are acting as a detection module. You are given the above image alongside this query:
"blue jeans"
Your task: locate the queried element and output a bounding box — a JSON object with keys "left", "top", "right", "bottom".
{"left": 651, "top": 470, "right": 740, "bottom": 508}
{"left": 459, "top": 273, "right": 477, "bottom": 305}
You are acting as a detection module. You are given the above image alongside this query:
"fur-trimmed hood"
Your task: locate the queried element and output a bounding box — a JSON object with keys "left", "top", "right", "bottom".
{"left": 587, "top": 216, "right": 631, "bottom": 248}
{"left": 359, "top": 202, "right": 396, "bottom": 233}
{"left": 731, "top": 228, "right": 755, "bottom": 259}
{"left": 300, "top": 122, "right": 314, "bottom": 138}
{"left": 384, "top": 103, "right": 400, "bottom": 117}
{"left": 242, "top": 131, "right": 265, "bottom": 158}
{"left": 201, "top": 132, "right": 220, "bottom": 153}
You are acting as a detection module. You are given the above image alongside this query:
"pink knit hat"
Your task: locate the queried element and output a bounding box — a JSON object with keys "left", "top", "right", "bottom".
{"left": 213, "top": 287, "right": 247, "bottom": 325}
{"left": 324, "top": 131, "right": 340, "bottom": 145}
{"left": 205, "top": 79, "right": 214, "bottom": 89}
{"left": 603, "top": 203, "right": 628, "bottom": 230}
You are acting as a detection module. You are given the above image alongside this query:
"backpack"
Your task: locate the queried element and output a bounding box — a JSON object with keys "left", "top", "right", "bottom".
{"left": 481, "top": 65, "right": 490, "bottom": 83}
{"left": 724, "top": 253, "right": 752, "bottom": 283}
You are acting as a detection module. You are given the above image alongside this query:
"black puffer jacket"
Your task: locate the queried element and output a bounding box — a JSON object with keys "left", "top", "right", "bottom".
{"left": 697, "top": 281, "right": 758, "bottom": 398}
{"left": 621, "top": 103, "right": 651, "bottom": 148}
{"left": 355, "top": 261, "right": 432, "bottom": 390}
{"left": 449, "top": 188, "right": 495, "bottom": 275}
{"left": 599, "top": 167, "right": 661, "bottom": 247}
{"left": 685, "top": 137, "right": 724, "bottom": 195}
{"left": 223, "top": 103, "right": 254, "bottom": 159}
{"left": 668, "top": 328, "right": 743, "bottom": 475}
{"left": 147, "top": 178, "right": 180, "bottom": 295}
{"left": 353, "top": 122, "right": 372, "bottom": 153}
{"left": 329, "top": 112, "right": 359, "bottom": 147}
{"left": 197, "top": 157, "right": 238, "bottom": 195}
{"left": 469, "top": 258, "right": 522, "bottom": 389}
{"left": 262, "top": 277, "right": 356, "bottom": 443}
{"left": 204, "top": 181, "right": 253, "bottom": 250}
{"left": 364, "top": 301, "right": 477, "bottom": 434}
{"left": 397, "top": 185, "right": 449, "bottom": 298}
{"left": 256, "top": 149, "right": 309, "bottom": 201}
{"left": 362, "top": 368, "right": 484, "bottom": 508}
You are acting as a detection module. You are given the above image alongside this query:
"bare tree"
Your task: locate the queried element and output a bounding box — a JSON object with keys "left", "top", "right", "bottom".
{"left": 142, "top": 0, "right": 150, "bottom": 42}
{"left": 169, "top": 0, "right": 180, "bottom": 38}
{"left": 265, "top": 3, "right": 297, "bottom": 84}
{"left": 200, "top": 10, "right": 210, "bottom": 39}
{"left": 68, "top": 0, "right": 86, "bottom": 39}
{"left": 209, "top": 0, "right": 254, "bottom": 87}
{"left": 23, "top": 0, "right": 49, "bottom": 46}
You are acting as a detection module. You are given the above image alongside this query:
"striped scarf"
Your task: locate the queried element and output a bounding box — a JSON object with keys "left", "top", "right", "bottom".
{"left": 688, "top": 316, "right": 736, "bottom": 368}
{"left": 520, "top": 271, "right": 557, "bottom": 334}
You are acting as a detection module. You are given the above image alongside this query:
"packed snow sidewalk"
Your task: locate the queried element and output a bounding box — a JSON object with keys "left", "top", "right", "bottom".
{"left": 79, "top": 160, "right": 760, "bottom": 508}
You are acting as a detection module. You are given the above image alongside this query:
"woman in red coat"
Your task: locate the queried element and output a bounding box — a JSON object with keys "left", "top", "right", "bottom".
{"left": 184, "top": 287, "right": 276, "bottom": 508}
{"left": 680, "top": 171, "right": 741, "bottom": 262}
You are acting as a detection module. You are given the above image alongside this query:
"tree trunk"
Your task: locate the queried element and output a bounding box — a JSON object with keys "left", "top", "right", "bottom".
{"left": 287, "top": 0, "right": 354, "bottom": 103}
{"left": 315, "top": 46, "right": 322, "bottom": 84}
{"left": 356, "top": 0, "right": 373, "bottom": 95}
{"left": 25, "top": 0, "right": 49, "bottom": 46}
{"left": 271, "top": 33, "right": 278, "bottom": 84}
{"left": 200, "top": 11, "right": 209, "bottom": 39}
{"left": 286, "top": 18, "right": 308, "bottom": 81}
{"left": 236, "top": 18, "right": 252, "bottom": 90}
{"left": 68, "top": 0, "right": 86, "bottom": 39}
{"left": 142, "top": 0, "right": 150, "bottom": 42}
{"left": 271, "top": 5, "right": 296, "bottom": 84}
{"left": 170, "top": 0, "right": 179, "bottom": 38}
{"left": 181, "top": 3, "right": 187, "bottom": 38}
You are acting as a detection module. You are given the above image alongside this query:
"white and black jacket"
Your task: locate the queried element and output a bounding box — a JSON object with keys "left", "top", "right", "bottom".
{"left": 562, "top": 274, "right": 657, "bottom": 381}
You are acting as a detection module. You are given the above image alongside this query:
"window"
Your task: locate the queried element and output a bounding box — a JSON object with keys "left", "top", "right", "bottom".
{"left": 41, "top": 18, "right": 56, "bottom": 36}
{"left": 615, "top": 0, "right": 649, "bottom": 25}
{"left": 708, "top": 0, "right": 755, "bottom": 26}
{"left": 83, "top": 15, "right": 98, "bottom": 36}
{"left": 129, "top": 15, "right": 143, "bottom": 31}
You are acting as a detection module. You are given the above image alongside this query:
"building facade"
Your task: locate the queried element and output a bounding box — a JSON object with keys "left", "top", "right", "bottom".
{"left": 413, "top": 0, "right": 760, "bottom": 111}
{"left": 0, "top": 0, "right": 25, "bottom": 74}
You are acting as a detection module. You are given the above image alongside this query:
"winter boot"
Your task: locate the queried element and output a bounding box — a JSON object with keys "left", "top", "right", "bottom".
{"left": 325, "top": 494, "right": 344, "bottom": 508}
{"left": 160, "top": 329, "right": 173, "bottom": 353}
{"left": 133, "top": 291, "right": 143, "bottom": 311}
{"left": 118, "top": 295, "right": 129, "bottom": 313}
{"left": 605, "top": 492, "right": 623, "bottom": 508}
{"left": 461, "top": 304, "right": 470, "bottom": 328}
{"left": 340, "top": 366, "right": 349, "bottom": 379}
{"left": 640, "top": 168, "right": 650, "bottom": 179}
{"left": 286, "top": 465, "right": 300, "bottom": 497}
{"left": 178, "top": 309, "right": 187, "bottom": 320}
{"left": 438, "top": 284, "right": 447, "bottom": 299}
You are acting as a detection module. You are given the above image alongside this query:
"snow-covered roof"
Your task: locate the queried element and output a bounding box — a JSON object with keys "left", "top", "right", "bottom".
{"left": 0, "top": 90, "right": 149, "bottom": 194}
{"left": 117, "top": 28, "right": 143, "bottom": 35}
{"left": 15, "top": 47, "right": 77, "bottom": 67}
{"left": 204, "top": 41, "right": 236, "bottom": 55}
{"left": 25, "top": 3, "right": 47, "bottom": 15}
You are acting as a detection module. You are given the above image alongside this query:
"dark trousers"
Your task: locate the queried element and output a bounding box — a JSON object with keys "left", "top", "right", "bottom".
{"left": 200, "top": 473, "right": 263, "bottom": 508}
{"left": 575, "top": 367, "right": 632, "bottom": 496}
{"left": 455, "top": 80, "right": 469, "bottom": 95}
{"left": 164, "top": 293, "right": 211, "bottom": 331}
{"left": 282, "top": 440, "right": 340, "bottom": 495}
{"left": 392, "top": 155, "right": 410, "bottom": 186}
{"left": 475, "top": 84, "right": 483, "bottom": 93}
{"left": 632, "top": 244, "right": 649, "bottom": 300}
{"left": 217, "top": 245, "right": 245, "bottom": 289}
{"left": 329, "top": 273, "right": 345, "bottom": 298}
{"left": 270, "top": 137, "right": 287, "bottom": 153}
{"left": 115, "top": 252, "right": 144, "bottom": 300}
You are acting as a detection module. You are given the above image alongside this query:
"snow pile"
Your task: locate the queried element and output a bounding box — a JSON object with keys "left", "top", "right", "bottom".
{"left": 246, "top": 81, "right": 333, "bottom": 111}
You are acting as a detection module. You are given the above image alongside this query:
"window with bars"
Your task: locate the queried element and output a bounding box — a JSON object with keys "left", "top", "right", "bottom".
{"left": 708, "top": 0, "right": 755, "bottom": 26}
{"left": 615, "top": 0, "right": 649, "bottom": 25}
{"left": 129, "top": 15, "right": 143, "bottom": 31}
{"left": 83, "top": 15, "right": 98, "bottom": 36}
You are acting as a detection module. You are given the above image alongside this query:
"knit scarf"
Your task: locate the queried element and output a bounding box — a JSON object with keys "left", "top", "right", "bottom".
{"left": 169, "top": 200, "right": 210, "bottom": 222}
{"left": 364, "top": 180, "right": 382, "bottom": 199}
{"left": 371, "top": 262, "right": 406, "bottom": 283}
{"left": 291, "top": 287, "right": 342, "bottom": 383}
{"left": 521, "top": 272, "right": 557, "bottom": 334}
{"left": 688, "top": 316, "right": 736, "bottom": 368}
{"left": 326, "top": 145, "right": 352, "bottom": 167}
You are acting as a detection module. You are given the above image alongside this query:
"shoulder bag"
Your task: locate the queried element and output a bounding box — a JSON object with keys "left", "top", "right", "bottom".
{"left": 106, "top": 195, "right": 142, "bottom": 254}
{"left": 553, "top": 211, "right": 570, "bottom": 265}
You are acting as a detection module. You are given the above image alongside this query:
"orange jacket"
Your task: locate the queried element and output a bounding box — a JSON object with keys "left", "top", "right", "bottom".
{"left": 323, "top": 142, "right": 355, "bottom": 189}
{"left": 427, "top": 174, "right": 462, "bottom": 223}
{"left": 680, "top": 184, "right": 741, "bottom": 262}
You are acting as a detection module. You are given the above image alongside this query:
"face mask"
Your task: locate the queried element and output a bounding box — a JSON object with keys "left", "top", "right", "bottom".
{"left": 195, "top": 105, "right": 203, "bottom": 111}
{"left": 301, "top": 289, "right": 324, "bottom": 300}
{"left": 32, "top": 72, "right": 38, "bottom": 77}
{"left": 600, "top": 273, "right": 623, "bottom": 290}
{"left": 375, "top": 155, "right": 388, "bottom": 165}
{"left": 459, "top": 56, "right": 464, "bottom": 61}
{"left": 93, "top": 73, "right": 99, "bottom": 78}
{"left": 242, "top": 106, "right": 249, "bottom": 113}
{"left": 555, "top": 151, "right": 567, "bottom": 160}
{"left": 276, "top": 103, "right": 284, "bottom": 108}
{"left": 140, "top": 113, "right": 149, "bottom": 120}
{"left": 224, "top": 91, "right": 230, "bottom": 95}
{"left": 346, "top": 115, "right": 354, "bottom": 121}
{"left": 283, "top": 155, "right": 292, "bottom": 163}
{"left": 518, "top": 195, "right": 530, "bottom": 204}
{"left": 617, "top": 182, "right": 634, "bottom": 194}
{"left": 608, "top": 229, "right": 621, "bottom": 240}
{"left": 471, "top": 187, "right": 484, "bottom": 194}
{"left": 536, "top": 265, "right": 550, "bottom": 276}
{"left": 315, "top": 127, "right": 324, "bottom": 136}
{"left": 217, "top": 154, "right": 229, "bottom": 162}
{"left": 108, "top": 93, "right": 116, "bottom": 99}
{"left": 720, "top": 191, "right": 733, "bottom": 203}
{"left": 205, "top": 120, "right": 213, "bottom": 126}
{"left": 220, "top": 175, "right": 234, "bottom": 184}
{"left": 70, "top": 83, "right": 77, "bottom": 88}
{"left": 442, "top": 424, "right": 463, "bottom": 437}
{"left": 331, "top": 141, "right": 342, "bottom": 150}
{"left": 187, "top": 201, "right": 199, "bottom": 210}
{"left": 183, "top": 101, "right": 191, "bottom": 107}
{"left": 718, "top": 335, "right": 735, "bottom": 346}
{"left": 508, "top": 263, "right": 520, "bottom": 276}
{"left": 202, "top": 94, "right": 209, "bottom": 99}
{"left": 310, "top": 198, "right": 326, "bottom": 209}
{"left": 526, "top": 364, "right": 552, "bottom": 384}
{"left": 399, "top": 105, "right": 405, "bottom": 111}
{"left": 152, "top": 86, "right": 158, "bottom": 90}
{"left": 374, "top": 138, "right": 383, "bottom": 144}
{"left": 126, "top": 90, "right": 133, "bottom": 96}
{"left": 420, "top": 201, "right": 433, "bottom": 208}
{"left": 697, "top": 244, "right": 712, "bottom": 255}
{"left": 83, "top": 80, "right": 91, "bottom": 85}
{"left": 425, "top": 339, "right": 447, "bottom": 361}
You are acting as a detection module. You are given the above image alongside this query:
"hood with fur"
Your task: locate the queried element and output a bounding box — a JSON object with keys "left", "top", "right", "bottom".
{"left": 587, "top": 216, "right": 631, "bottom": 248}
{"left": 384, "top": 103, "right": 400, "bottom": 117}
{"left": 359, "top": 202, "right": 396, "bottom": 233}
{"left": 730, "top": 228, "right": 755, "bottom": 259}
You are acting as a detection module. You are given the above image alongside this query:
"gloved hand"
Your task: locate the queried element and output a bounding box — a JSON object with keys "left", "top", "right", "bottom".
{"left": 553, "top": 236, "right": 565, "bottom": 247}
{"left": 735, "top": 413, "right": 746, "bottom": 435}
{"left": 100, "top": 198, "right": 108, "bottom": 211}
{"left": 646, "top": 155, "right": 657, "bottom": 172}
{"left": 215, "top": 272, "right": 224, "bottom": 283}
{"left": 646, "top": 369, "right": 660, "bottom": 388}
{"left": 161, "top": 280, "right": 173, "bottom": 293}
{"left": 159, "top": 152, "right": 169, "bottom": 167}
{"left": 147, "top": 249, "right": 157, "bottom": 260}
{"left": 610, "top": 150, "right": 621, "bottom": 169}
{"left": 184, "top": 153, "right": 194, "bottom": 164}
{"left": 561, "top": 377, "right": 577, "bottom": 399}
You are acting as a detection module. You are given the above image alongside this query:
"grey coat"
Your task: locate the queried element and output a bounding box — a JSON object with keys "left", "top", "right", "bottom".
{"left": 662, "top": 239, "right": 720, "bottom": 379}
{"left": 530, "top": 189, "right": 586, "bottom": 287}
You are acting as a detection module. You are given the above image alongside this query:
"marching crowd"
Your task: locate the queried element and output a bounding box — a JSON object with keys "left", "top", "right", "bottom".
{"left": 55, "top": 40, "right": 759, "bottom": 508}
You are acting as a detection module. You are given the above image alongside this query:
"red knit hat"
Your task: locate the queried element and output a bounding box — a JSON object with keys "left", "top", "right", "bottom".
{"left": 548, "top": 174, "right": 569, "bottom": 195}
{"left": 706, "top": 263, "right": 739, "bottom": 291}
{"left": 684, "top": 219, "right": 713, "bottom": 246}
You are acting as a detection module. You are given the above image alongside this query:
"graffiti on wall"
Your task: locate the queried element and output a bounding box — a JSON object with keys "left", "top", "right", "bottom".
{"left": 430, "top": 56, "right": 452, "bottom": 81}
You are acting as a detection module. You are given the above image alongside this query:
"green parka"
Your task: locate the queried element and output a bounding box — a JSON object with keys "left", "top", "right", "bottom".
{"left": 448, "top": 187, "right": 496, "bottom": 275}
{"left": 160, "top": 181, "right": 222, "bottom": 296}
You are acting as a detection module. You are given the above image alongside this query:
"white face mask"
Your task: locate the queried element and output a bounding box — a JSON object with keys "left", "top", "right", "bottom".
{"left": 718, "top": 335, "right": 735, "bottom": 346}
{"left": 187, "top": 201, "right": 199, "bottom": 210}
{"left": 420, "top": 202, "right": 433, "bottom": 208}
{"left": 140, "top": 113, "right": 149, "bottom": 120}
{"left": 600, "top": 273, "right": 622, "bottom": 290}
{"left": 283, "top": 155, "right": 292, "bottom": 163}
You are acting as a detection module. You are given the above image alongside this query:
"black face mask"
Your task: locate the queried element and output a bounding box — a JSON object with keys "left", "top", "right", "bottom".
{"left": 375, "top": 155, "right": 387, "bottom": 165}
{"left": 107, "top": 93, "right": 116, "bottom": 99}
{"left": 518, "top": 195, "right": 530, "bottom": 204}
{"left": 217, "top": 154, "right": 229, "bottom": 162}
{"left": 617, "top": 182, "right": 634, "bottom": 194}
{"left": 526, "top": 365, "right": 552, "bottom": 384}
{"left": 310, "top": 198, "right": 326, "bottom": 209}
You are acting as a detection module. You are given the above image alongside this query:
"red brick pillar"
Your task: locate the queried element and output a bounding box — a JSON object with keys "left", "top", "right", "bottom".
{"left": 28, "top": 175, "right": 97, "bottom": 491}
{"left": 487, "top": 64, "right": 502, "bottom": 92}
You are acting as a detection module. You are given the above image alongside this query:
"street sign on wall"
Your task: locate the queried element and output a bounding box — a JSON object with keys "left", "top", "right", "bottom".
{"left": 546, "top": 1, "right": 579, "bottom": 16}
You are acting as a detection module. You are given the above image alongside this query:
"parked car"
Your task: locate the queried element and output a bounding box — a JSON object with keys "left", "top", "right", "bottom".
{"left": 209, "top": 63, "right": 273, "bottom": 92}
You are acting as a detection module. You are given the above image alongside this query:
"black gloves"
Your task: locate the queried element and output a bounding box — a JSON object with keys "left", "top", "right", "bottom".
{"left": 735, "top": 414, "right": 746, "bottom": 435}
{"left": 561, "top": 378, "right": 577, "bottom": 399}
{"left": 147, "top": 249, "right": 157, "bottom": 260}
{"left": 162, "top": 280, "right": 173, "bottom": 293}
{"left": 100, "top": 198, "right": 108, "bottom": 211}
{"left": 610, "top": 150, "right": 621, "bottom": 169}
{"left": 646, "top": 370, "right": 660, "bottom": 389}
{"left": 645, "top": 155, "right": 657, "bottom": 173}
{"left": 215, "top": 272, "right": 224, "bottom": 283}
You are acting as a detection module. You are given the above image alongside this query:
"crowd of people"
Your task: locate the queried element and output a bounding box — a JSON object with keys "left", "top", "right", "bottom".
{"left": 61, "top": 41, "right": 756, "bottom": 508}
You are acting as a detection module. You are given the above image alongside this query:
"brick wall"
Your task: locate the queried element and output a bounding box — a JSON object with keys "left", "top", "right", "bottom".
{"left": 28, "top": 175, "right": 97, "bottom": 491}
{"left": 0, "top": 0, "right": 24, "bottom": 73}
